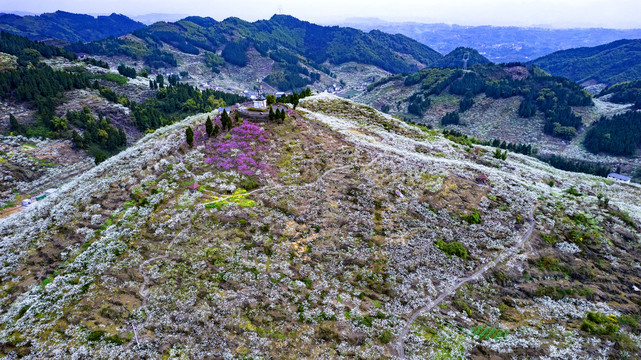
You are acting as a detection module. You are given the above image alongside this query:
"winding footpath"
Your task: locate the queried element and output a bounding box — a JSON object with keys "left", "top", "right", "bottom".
{"left": 396, "top": 201, "right": 538, "bottom": 359}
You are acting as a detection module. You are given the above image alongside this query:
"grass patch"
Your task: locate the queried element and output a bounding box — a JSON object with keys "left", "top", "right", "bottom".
{"left": 90, "top": 72, "right": 128, "bottom": 84}
{"left": 205, "top": 188, "right": 256, "bottom": 209}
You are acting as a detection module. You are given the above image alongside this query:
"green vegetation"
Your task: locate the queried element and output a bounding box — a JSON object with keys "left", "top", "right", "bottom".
{"left": 0, "top": 11, "right": 143, "bottom": 43}
{"left": 81, "top": 57, "right": 109, "bottom": 69}
{"left": 117, "top": 64, "right": 136, "bottom": 78}
{"left": 66, "top": 107, "right": 127, "bottom": 163}
{"left": 434, "top": 239, "right": 469, "bottom": 259}
{"left": 67, "top": 14, "right": 442, "bottom": 75}
{"left": 432, "top": 47, "right": 491, "bottom": 69}
{"left": 380, "top": 329, "right": 393, "bottom": 344}
{"left": 584, "top": 111, "right": 641, "bottom": 156}
{"left": 0, "top": 31, "right": 76, "bottom": 62}
{"left": 470, "top": 325, "right": 509, "bottom": 340}
{"left": 90, "top": 72, "right": 129, "bottom": 84}
{"left": 441, "top": 111, "right": 460, "bottom": 126}
{"left": 186, "top": 127, "right": 194, "bottom": 147}
{"left": 374, "top": 63, "right": 592, "bottom": 140}
{"left": 531, "top": 39, "right": 641, "bottom": 85}
{"left": 564, "top": 186, "right": 582, "bottom": 197}
{"left": 493, "top": 148, "right": 508, "bottom": 160}
{"left": 462, "top": 210, "right": 481, "bottom": 224}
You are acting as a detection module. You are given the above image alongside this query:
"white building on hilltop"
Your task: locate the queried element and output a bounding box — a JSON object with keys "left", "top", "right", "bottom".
{"left": 253, "top": 79, "right": 267, "bottom": 109}
{"left": 607, "top": 173, "right": 631, "bottom": 183}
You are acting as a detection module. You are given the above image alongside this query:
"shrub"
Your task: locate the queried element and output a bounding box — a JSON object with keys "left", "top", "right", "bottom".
{"left": 380, "top": 329, "right": 393, "bottom": 344}
{"left": 564, "top": 186, "right": 582, "bottom": 196}
{"left": 435, "top": 239, "right": 469, "bottom": 259}
{"left": 462, "top": 210, "right": 481, "bottom": 224}
{"left": 87, "top": 330, "right": 105, "bottom": 341}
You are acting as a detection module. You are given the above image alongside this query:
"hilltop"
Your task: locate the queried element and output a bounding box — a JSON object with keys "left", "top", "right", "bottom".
{"left": 0, "top": 94, "right": 639, "bottom": 359}
{"left": 0, "top": 11, "right": 145, "bottom": 43}
{"left": 431, "top": 47, "right": 491, "bottom": 69}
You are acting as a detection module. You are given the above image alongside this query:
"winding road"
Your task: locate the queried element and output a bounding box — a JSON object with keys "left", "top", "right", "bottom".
{"left": 396, "top": 201, "right": 538, "bottom": 359}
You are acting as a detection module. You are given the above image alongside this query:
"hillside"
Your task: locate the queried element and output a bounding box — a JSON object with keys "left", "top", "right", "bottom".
{"left": 0, "top": 94, "right": 639, "bottom": 359}
{"left": 67, "top": 15, "right": 443, "bottom": 92}
{"left": 0, "top": 11, "right": 145, "bottom": 43}
{"left": 530, "top": 39, "right": 641, "bottom": 86}
{"left": 0, "top": 31, "right": 250, "bottom": 211}
{"left": 431, "top": 47, "right": 491, "bottom": 69}
{"left": 354, "top": 64, "right": 641, "bottom": 181}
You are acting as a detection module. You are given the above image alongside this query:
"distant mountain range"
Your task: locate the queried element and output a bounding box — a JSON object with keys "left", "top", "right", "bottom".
{"left": 530, "top": 39, "right": 641, "bottom": 86}
{"left": 65, "top": 14, "right": 446, "bottom": 92}
{"left": 3, "top": 11, "right": 641, "bottom": 87}
{"left": 0, "top": 10, "right": 145, "bottom": 43}
{"left": 339, "top": 19, "right": 641, "bottom": 63}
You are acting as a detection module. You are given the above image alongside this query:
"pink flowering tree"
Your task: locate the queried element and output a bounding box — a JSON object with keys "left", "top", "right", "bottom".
{"left": 204, "top": 120, "right": 270, "bottom": 176}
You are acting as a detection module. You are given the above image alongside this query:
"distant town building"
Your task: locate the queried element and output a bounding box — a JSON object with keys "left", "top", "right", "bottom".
{"left": 607, "top": 173, "right": 631, "bottom": 183}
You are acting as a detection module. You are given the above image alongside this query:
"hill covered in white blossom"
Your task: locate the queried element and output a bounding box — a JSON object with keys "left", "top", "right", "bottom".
{"left": 0, "top": 94, "right": 640, "bottom": 359}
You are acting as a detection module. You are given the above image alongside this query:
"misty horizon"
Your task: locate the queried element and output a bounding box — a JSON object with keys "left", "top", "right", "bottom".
{"left": 1, "top": 0, "right": 641, "bottom": 29}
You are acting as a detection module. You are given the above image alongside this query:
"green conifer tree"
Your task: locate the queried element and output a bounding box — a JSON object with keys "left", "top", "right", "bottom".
{"left": 205, "top": 116, "right": 213, "bottom": 137}
{"left": 186, "top": 126, "right": 194, "bottom": 147}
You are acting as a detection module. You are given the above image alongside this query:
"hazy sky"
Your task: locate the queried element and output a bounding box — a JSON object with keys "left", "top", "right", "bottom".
{"left": 2, "top": 0, "right": 641, "bottom": 28}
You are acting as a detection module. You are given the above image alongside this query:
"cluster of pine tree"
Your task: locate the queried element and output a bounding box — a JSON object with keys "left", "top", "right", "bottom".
{"left": 407, "top": 93, "right": 431, "bottom": 116}
{"left": 459, "top": 93, "right": 474, "bottom": 112}
{"left": 117, "top": 64, "right": 136, "bottom": 78}
{"left": 538, "top": 155, "right": 610, "bottom": 177}
{"left": 276, "top": 88, "right": 312, "bottom": 109}
{"left": 490, "top": 139, "right": 538, "bottom": 156}
{"left": 82, "top": 57, "right": 109, "bottom": 69}
{"left": 129, "top": 81, "right": 247, "bottom": 132}
{"left": 268, "top": 107, "right": 287, "bottom": 122}
{"left": 0, "top": 31, "right": 76, "bottom": 63}
{"left": 67, "top": 37, "right": 177, "bottom": 69}
{"left": 67, "top": 107, "right": 127, "bottom": 163}
{"left": 441, "top": 111, "right": 460, "bottom": 125}
{"left": 220, "top": 110, "right": 233, "bottom": 131}
{"left": 584, "top": 111, "right": 641, "bottom": 156}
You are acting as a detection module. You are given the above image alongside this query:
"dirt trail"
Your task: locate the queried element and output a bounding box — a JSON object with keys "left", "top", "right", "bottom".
{"left": 396, "top": 201, "right": 538, "bottom": 359}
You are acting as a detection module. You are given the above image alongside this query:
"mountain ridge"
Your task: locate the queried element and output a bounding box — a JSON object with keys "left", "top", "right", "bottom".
{"left": 0, "top": 10, "right": 145, "bottom": 43}
{"left": 530, "top": 38, "right": 641, "bottom": 85}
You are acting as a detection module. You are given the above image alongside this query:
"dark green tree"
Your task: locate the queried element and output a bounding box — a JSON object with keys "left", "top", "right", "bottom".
{"left": 186, "top": 126, "right": 194, "bottom": 147}
{"left": 221, "top": 109, "right": 231, "bottom": 130}
{"left": 9, "top": 114, "right": 21, "bottom": 134}
{"left": 269, "top": 106, "right": 275, "bottom": 121}
{"left": 292, "top": 94, "right": 299, "bottom": 109}
{"left": 441, "top": 111, "right": 460, "bottom": 126}
{"left": 205, "top": 116, "right": 213, "bottom": 137}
